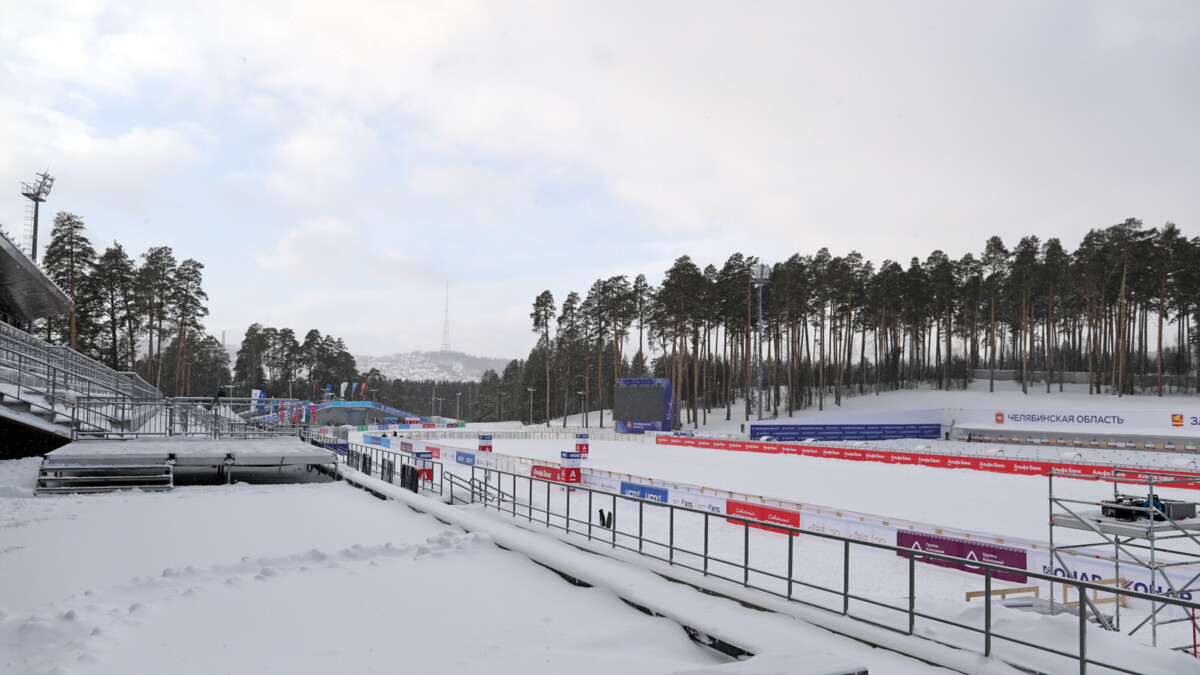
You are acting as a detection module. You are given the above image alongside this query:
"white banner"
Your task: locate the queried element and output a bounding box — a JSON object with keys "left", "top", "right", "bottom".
{"left": 954, "top": 408, "right": 1198, "bottom": 434}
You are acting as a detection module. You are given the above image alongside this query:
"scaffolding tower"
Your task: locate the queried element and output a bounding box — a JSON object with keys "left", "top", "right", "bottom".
{"left": 1049, "top": 467, "right": 1200, "bottom": 650}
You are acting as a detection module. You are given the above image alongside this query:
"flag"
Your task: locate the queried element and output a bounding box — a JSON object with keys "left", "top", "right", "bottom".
{"left": 351, "top": 382, "right": 358, "bottom": 398}
{"left": 360, "top": 382, "right": 368, "bottom": 397}
{"left": 340, "top": 382, "right": 348, "bottom": 397}
{"left": 326, "top": 383, "right": 332, "bottom": 392}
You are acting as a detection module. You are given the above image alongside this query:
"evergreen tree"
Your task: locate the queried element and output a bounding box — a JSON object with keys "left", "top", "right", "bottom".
{"left": 41, "top": 212, "right": 98, "bottom": 351}
{"left": 92, "top": 242, "right": 139, "bottom": 371}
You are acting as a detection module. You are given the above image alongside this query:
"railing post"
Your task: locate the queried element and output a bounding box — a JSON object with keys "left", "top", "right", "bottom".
{"left": 842, "top": 541, "right": 850, "bottom": 615}
{"left": 908, "top": 554, "right": 916, "bottom": 634}
{"left": 668, "top": 504, "right": 675, "bottom": 564}
{"left": 787, "top": 529, "right": 794, "bottom": 599}
{"left": 1079, "top": 581, "right": 1087, "bottom": 675}
{"left": 743, "top": 520, "right": 750, "bottom": 585}
{"left": 639, "top": 501, "right": 644, "bottom": 553}
{"left": 984, "top": 569, "right": 992, "bottom": 656}
{"left": 703, "top": 512, "right": 710, "bottom": 576}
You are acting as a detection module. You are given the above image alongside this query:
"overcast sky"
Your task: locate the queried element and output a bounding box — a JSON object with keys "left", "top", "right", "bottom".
{"left": 2, "top": 1, "right": 1197, "bottom": 361}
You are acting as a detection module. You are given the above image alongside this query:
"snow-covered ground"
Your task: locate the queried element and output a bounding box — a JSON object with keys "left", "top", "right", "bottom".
{"left": 5, "top": 383, "right": 1200, "bottom": 674}
{"left": 0, "top": 462, "right": 740, "bottom": 674}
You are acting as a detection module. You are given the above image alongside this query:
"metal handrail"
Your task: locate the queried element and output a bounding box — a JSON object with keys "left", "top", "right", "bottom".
{"left": 452, "top": 464, "right": 1199, "bottom": 675}
{"left": 0, "top": 321, "right": 162, "bottom": 399}
{"left": 305, "top": 436, "right": 445, "bottom": 497}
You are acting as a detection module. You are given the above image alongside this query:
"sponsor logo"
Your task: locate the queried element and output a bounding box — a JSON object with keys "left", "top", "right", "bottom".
{"left": 1173, "top": 414, "right": 1185, "bottom": 427}
{"left": 996, "top": 412, "right": 1005, "bottom": 424}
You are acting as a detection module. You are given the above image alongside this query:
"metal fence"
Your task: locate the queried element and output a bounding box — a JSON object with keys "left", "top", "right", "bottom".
{"left": 0, "top": 321, "right": 159, "bottom": 399}
{"left": 71, "top": 396, "right": 310, "bottom": 439}
{"left": 305, "top": 434, "right": 445, "bottom": 495}
{"left": 442, "top": 464, "right": 1200, "bottom": 675}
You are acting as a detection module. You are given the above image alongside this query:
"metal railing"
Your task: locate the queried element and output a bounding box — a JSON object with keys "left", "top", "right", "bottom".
{"left": 71, "top": 396, "right": 309, "bottom": 439}
{"left": 447, "top": 464, "right": 1200, "bottom": 675}
{"left": 305, "top": 434, "right": 445, "bottom": 495}
{"left": 0, "top": 321, "right": 161, "bottom": 399}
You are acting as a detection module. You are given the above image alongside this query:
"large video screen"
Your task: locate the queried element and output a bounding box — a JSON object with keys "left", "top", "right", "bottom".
{"left": 614, "top": 386, "right": 665, "bottom": 422}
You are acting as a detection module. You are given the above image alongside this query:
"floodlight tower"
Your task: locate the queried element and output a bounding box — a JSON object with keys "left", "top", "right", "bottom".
{"left": 21, "top": 171, "right": 54, "bottom": 262}
{"left": 751, "top": 263, "right": 771, "bottom": 421}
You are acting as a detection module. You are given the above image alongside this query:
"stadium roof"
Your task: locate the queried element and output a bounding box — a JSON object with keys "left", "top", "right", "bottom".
{"left": 0, "top": 230, "right": 72, "bottom": 322}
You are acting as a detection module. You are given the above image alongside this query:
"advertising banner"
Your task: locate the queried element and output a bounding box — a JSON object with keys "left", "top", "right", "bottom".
{"left": 560, "top": 450, "right": 581, "bottom": 485}
{"left": 532, "top": 465, "right": 564, "bottom": 481}
{"left": 668, "top": 490, "right": 726, "bottom": 514}
{"left": 957, "top": 408, "right": 1200, "bottom": 434}
{"left": 582, "top": 473, "right": 622, "bottom": 494}
{"left": 455, "top": 452, "right": 476, "bottom": 467}
{"left": 799, "top": 511, "right": 896, "bottom": 548}
{"left": 575, "top": 433, "right": 589, "bottom": 459}
{"left": 751, "top": 423, "right": 940, "bottom": 442}
{"left": 479, "top": 434, "right": 493, "bottom": 453}
{"left": 725, "top": 499, "right": 800, "bottom": 534}
{"left": 897, "top": 531, "right": 1027, "bottom": 583}
{"left": 654, "top": 436, "right": 1200, "bottom": 490}
{"left": 620, "top": 481, "right": 668, "bottom": 503}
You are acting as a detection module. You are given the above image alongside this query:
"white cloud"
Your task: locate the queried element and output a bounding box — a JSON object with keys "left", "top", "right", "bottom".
{"left": 267, "top": 115, "right": 382, "bottom": 204}
{"left": 255, "top": 218, "right": 354, "bottom": 275}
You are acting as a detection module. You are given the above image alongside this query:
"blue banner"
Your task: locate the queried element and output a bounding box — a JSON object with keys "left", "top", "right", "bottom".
{"left": 750, "top": 423, "right": 941, "bottom": 442}
{"left": 618, "top": 420, "right": 664, "bottom": 434}
{"left": 456, "top": 453, "right": 476, "bottom": 466}
{"left": 620, "top": 481, "right": 668, "bottom": 503}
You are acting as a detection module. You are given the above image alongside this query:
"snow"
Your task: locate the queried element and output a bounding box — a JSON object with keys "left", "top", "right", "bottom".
{"left": 5, "top": 384, "right": 1200, "bottom": 673}
{"left": 0, "top": 469, "right": 735, "bottom": 675}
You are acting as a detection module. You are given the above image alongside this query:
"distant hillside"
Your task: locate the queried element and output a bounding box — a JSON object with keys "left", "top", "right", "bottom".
{"left": 356, "top": 350, "right": 512, "bottom": 382}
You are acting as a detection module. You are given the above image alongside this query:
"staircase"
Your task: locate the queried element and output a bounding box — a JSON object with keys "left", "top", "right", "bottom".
{"left": 36, "top": 459, "right": 174, "bottom": 494}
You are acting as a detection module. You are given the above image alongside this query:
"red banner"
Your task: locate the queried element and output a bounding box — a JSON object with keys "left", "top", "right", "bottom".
{"left": 725, "top": 499, "right": 800, "bottom": 535}
{"left": 531, "top": 465, "right": 563, "bottom": 481}
{"left": 654, "top": 435, "right": 1200, "bottom": 490}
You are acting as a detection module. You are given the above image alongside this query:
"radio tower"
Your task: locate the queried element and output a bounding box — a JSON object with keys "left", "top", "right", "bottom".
{"left": 440, "top": 282, "right": 451, "bottom": 352}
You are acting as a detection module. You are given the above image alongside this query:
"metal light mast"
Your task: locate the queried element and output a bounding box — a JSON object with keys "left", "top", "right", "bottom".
{"left": 21, "top": 170, "right": 54, "bottom": 262}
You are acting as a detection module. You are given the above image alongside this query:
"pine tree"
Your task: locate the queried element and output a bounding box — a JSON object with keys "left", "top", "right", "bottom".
{"left": 530, "top": 290, "right": 556, "bottom": 425}
{"left": 41, "top": 212, "right": 98, "bottom": 351}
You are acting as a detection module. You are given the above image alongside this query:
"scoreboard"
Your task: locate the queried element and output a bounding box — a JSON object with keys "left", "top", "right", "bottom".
{"left": 614, "top": 378, "right": 673, "bottom": 434}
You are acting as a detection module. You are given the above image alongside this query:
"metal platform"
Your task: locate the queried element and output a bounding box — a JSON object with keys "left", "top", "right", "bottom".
{"left": 1052, "top": 510, "right": 1200, "bottom": 538}
{"left": 37, "top": 437, "right": 336, "bottom": 494}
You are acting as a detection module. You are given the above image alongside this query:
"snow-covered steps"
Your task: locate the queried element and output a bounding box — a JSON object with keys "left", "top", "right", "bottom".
{"left": 36, "top": 460, "right": 174, "bottom": 494}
